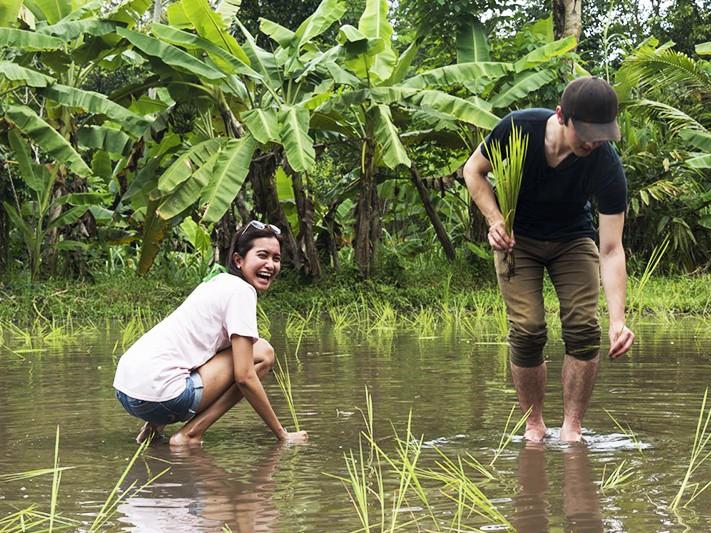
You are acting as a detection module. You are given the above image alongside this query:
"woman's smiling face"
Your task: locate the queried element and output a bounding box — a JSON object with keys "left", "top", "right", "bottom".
{"left": 233, "top": 236, "right": 281, "bottom": 292}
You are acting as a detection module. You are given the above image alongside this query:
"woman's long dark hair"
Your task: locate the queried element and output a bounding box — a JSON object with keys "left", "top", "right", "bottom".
{"left": 226, "top": 223, "right": 283, "bottom": 280}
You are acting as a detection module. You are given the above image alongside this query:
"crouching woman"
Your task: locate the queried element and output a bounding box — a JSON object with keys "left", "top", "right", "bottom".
{"left": 113, "top": 221, "right": 308, "bottom": 446}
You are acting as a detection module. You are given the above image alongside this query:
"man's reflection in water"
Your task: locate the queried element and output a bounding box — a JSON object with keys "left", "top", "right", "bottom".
{"left": 512, "top": 442, "right": 603, "bottom": 532}
{"left": 117, "top": 444, "right": 284, "bottom": 532}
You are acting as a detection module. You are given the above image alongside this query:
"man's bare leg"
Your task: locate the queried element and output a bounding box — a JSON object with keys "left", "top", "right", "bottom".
{"left": 169, "top": 341, "right": 274, "bottom": 446}
{"left": 560, "top": 355, "right": 599, "bottom": 442}
{"left": 511, "top": 361, "right": 547, "bottom": 442}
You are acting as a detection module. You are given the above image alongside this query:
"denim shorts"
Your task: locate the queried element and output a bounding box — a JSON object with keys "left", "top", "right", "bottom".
{"left": 116, "top": 371, "right": 204, "bottom": 425}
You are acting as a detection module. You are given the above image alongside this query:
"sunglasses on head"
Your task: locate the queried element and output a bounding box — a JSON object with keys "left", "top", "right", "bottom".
{"left": 238, "top": 220, "right": 282, "bottom": 239}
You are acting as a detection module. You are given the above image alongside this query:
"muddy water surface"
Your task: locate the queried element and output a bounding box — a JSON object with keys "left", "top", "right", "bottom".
{"left": 1, "top": 320, "right": 710, "bottom": 531}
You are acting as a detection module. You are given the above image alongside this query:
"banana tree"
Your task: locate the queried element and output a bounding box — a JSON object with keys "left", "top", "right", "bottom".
{"left": 310, "top": 3, "right": 577, "bottom": 274}
{"left": 116, "top": 0, "right": 350, "bottom": 276}
{"left": 0, "top": 0, "right": 153, "bottom": 277}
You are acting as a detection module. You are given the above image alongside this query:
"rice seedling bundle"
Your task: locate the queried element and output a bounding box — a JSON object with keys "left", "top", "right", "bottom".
{"left": 485, "top": 120, "right": 529, "bottom": 278}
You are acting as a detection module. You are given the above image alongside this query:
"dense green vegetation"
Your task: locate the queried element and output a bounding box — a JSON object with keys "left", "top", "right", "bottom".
{"left": 0, "top": 0, "right": 708, "bottom": 305}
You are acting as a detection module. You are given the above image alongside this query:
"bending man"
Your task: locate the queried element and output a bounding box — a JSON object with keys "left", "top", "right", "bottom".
{"left": 463, "top": 76, "right": 635, "bottom": 442}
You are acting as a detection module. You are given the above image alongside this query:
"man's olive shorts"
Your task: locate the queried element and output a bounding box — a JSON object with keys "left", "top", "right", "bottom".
{"left": 495, "top": 235, "right": 601, "bottom": 367}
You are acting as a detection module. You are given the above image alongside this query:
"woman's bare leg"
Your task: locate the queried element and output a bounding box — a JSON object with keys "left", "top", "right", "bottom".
{"left": 169, "top": 339, "right": 275, "bottom": 446}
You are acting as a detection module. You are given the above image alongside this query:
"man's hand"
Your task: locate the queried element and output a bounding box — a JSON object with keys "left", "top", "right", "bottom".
{"left": 488, "top": 220, "right": 515, "bottom": 252}
{"left": 608, "top": 323, "right": 634, "bottom": 359}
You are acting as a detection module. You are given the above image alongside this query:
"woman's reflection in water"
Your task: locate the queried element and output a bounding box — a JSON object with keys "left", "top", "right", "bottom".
{"left": 512, "top": 442, "right": 603, "bottom": 532}
{"left": 117, "top": 443, "right": 285, "bottom": 532}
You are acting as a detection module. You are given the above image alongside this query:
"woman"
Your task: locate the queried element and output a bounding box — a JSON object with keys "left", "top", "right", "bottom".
{"left": 114, "top": 221, "right": 308, "bottom": 446}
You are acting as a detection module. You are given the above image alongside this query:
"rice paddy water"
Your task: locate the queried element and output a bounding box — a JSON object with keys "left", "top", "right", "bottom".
{"left": 1, "top": 316, "right": 710, "bottom": 530}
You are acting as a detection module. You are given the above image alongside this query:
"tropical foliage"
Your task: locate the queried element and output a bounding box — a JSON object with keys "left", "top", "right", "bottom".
{"left": 1, "top": 0, "right": 708, "bottom": 282}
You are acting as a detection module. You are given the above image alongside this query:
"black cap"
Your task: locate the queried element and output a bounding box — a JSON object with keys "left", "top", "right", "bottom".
{"left": 560, "top": 77, "right": 620, "bottom": 142}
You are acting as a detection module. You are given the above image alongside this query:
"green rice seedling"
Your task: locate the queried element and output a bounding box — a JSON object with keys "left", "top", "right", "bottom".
{"left": 327, "top": 305, "right": 350, "bottom": 333}
{"left": 273, "top": 354, "right": 301, "bottom": 432}
{"left": 408, "top": 308, "right": 438, "bottom": 339}
{"left": 485, "top": 120, "right": 529, "bottom": 278}
{"left": 257, "top": 304, "right": 271, "bottom": 340}
{"left": 495, "top": 300, "right": 509, "bottom": 341}
{"left": 600, "top": 460, "right": 635, "bottom": 492}
{"left": 285, "top": 304, "right": 318, "bottom": 340}
{"left": 490, "top": 404, "right": 532, "bottom": 467}
{"left": 370, "top": 300, "right": 398, "bottom": 332}
{"left": 670, "top": 387, "right": 711, "bottom": 510}
{"left": 89, "top": 437, "right": 169, "bottom": 531}
{"left": 629, "top": 236, "right": 670, "bottom": 320}
{"left": 604, "top": 409, "right": 645, "bottom": 457}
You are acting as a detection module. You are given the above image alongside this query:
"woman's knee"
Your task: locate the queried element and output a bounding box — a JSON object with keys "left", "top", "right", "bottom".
{"left": 254, "top": 339, "right": 276, "bottom": 371}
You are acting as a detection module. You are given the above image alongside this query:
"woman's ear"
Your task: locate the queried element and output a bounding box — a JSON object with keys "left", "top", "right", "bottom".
{"left": 232, "top": 252, "right": 242, "bottom": 270}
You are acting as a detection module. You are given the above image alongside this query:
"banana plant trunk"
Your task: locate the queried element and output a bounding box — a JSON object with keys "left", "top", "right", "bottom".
{"left": 249, "top": 151, "right": 302, "bottom": 271}
{"left": 552, "top": 0, "right": 582, "bottom": 42}
{"left": 283, "top": 162, "right": 321, "bottom": 277}
{"left": 354, "top": 140, "right": 378, "bottom": 276}
{"left": 410, "top": 164, "right": 456, "bottom": 261}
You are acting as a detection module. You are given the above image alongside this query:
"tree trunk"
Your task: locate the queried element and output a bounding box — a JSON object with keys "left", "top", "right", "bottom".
{"left": 410, "top": 164, "right": 456, "bottom": 261}
{"left": 354, "top": 141, "right": 377, "bottom": 276}
{"left": 284, "top": 161, "right": 321, "bottom": 277}
{"left": 552, "top": 0, "right": 582, "bottom": 43}
{"left": 249, "top": 152, "right": 302, "bottom": 271}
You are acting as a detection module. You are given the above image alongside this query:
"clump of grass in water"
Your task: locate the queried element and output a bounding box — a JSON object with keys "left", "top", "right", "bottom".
{"left": 604, "top": 409, "right": 645, "bottom": 457}
{"left": 0, "top": 427, "right": 168, "bottom": 532}
{"left": 490, "top": 404, "right": 532, "bottom": 467}
{"left": 670, "top": 387, "right": 711, "bottom": 510}
{"left": 485, "top": 120, "right": 529, "bottom": 279}
{"left": 600, "top": 460, "right": 635, "bottom": 492}
{"left": 273, "top": 353, "right": 301, "bottom": 432}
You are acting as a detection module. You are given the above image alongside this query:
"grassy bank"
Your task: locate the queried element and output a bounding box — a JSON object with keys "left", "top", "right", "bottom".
{"left": 0, "top": 255, "right": 709, "bottom": 326}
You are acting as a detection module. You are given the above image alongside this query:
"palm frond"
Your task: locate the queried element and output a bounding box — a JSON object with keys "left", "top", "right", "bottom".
{"left": 622, "top": 47, "right": 711, "bottom": 96}
{"left": 629, "top": 99, "right": 705, "bottom": 134}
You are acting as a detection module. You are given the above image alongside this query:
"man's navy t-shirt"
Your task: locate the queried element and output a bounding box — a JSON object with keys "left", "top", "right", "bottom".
{"left": 482, "top": 109, "right": 627, "bottom": 242}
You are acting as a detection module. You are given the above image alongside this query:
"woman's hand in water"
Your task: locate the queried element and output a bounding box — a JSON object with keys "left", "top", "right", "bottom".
{"left": 279, "top": 429, "right": 309, "bottom": 443}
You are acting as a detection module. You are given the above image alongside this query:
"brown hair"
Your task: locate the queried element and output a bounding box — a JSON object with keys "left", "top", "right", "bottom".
{"left": 226, "top": 223, "right": 282, "bottom": 279}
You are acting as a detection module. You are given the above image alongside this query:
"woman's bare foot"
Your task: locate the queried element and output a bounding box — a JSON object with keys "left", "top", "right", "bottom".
{"left": 524, "top": 421, "right": 547, "bottom": 442}
{"left": 169, "top": 431, "right": 203, "bottom": 446}
{"left": 136, "top": 422, "right": 165, "bottom": 444}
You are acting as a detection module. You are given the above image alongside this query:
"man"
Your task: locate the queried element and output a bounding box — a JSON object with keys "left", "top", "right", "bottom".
{"left": 463, "top": 76, "right": 635, "bottom": 442}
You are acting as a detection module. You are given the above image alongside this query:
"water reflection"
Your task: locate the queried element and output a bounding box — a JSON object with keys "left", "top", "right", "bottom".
{"left": 513, "top": 443, "right": 602, "bottom": 532}
{"left": 118, "top": 444, "right": 284, "bottom": 532}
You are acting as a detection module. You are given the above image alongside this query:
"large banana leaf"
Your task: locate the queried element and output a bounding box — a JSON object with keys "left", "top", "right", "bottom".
{"left": 514, "top": 36, "right": 577, "bottom": 72}
{"left": 77, "top": 126, "right": 131, "bottom": 154}
{"left": 294, "top": 0, "right": 346, "bottom": 48}
{"left": 0, "top": 28, "right": 63, "bottom": 50}
{"left": 6, "top": 104, "right": 92, "bottom": 177}
{"left": 0, "top": 0, "right": 23, "bottom": 27}
{"left": 2, "top": 201, "right": 33, "bottom": 249}
{"left": 0, "top": 61, "right": 54, "bottom": 87}
{"left": 409, "top": 90, "right": 499, "bottom": 129}
{"left": 106, "top": 0, "right": 151, "bottom": 27}
{"left": 687, "top": 154, "right": 711, "bottom": 168}
{"left": 279, "top": 105, "right": 316, "bottom": 172}
{"left": 157, "top": 139, "right": 223, "bottom": 194}
{"left": 29, "top": 0, "right": 72, "bottom": 24}
{"left": 152, "top": 23, "right": 261, "bottom": 81}
{"left": 402, "top": 62, "right": 511, "bottom": 90}
{"left": 234, "top": 20, "right": 280, "bottom": 89}
{"left": 180, "top": 0, "right": 250, "bottom": 65}
{"left": 384, "top": 40, "right": 419, "bottom": 86}
{"left": 46, "top": 205, "right": 89, "bottom": 231}
{"left": 37, "top": 20, "right": 116, "bottom": 40}
{"left": 696, "top": 42, "right": 711, "bottom": 56}
{"left": 157, "top": 149, "right": 217, "bottom": 220}
{"left": 116, "top": 27, "right": 225, "bottom": 81}
{"left": 371, "top": 104, "right": 410, "bottom": 169}
{"left": 680, "top": 129, "right": 711, "bottom": 152}
{"left": 489, "top": 70, "right": 557, "bottom": 109}
{"left": 7, "top": 128, "right": 40, "bottom": 192}
{"left": 41, "top": 84, "right": 150, "bottom": 137}
{"left": 260, "top": 18, "right": 296, "bottom": 48}
{"left": 201, "top": 135, "right": 258, "bottom": 222}
{"left": 456, "top": 19, "right": 490, "bottom": 63}
{"left": 242, "top": 108, "right": 281, "bottom": 144}
{"left": 357, "top": 0, "right": 395, "bottom": 83}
